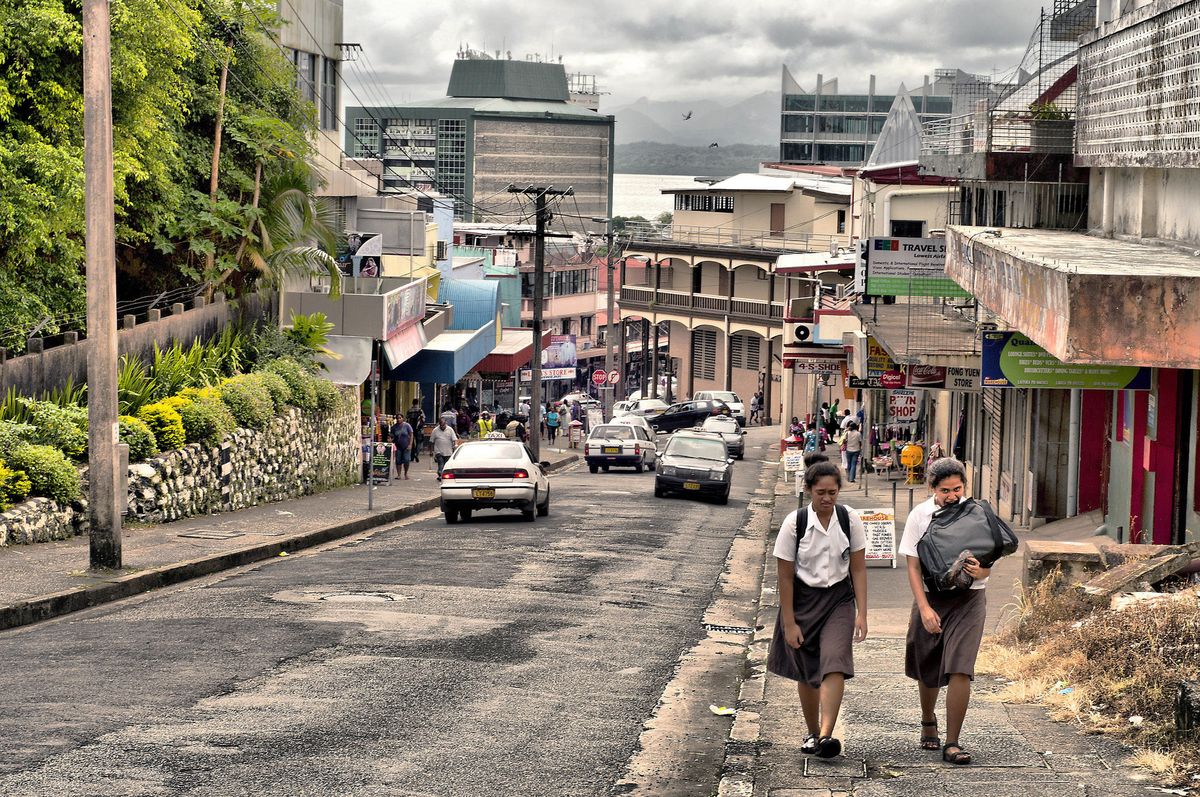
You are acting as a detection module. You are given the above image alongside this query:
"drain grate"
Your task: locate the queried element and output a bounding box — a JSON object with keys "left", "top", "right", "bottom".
{"left": 177, "top": 530, "right": 245, "bottom": 540}
{"left": 703, "top": 623, "right": 755, "bottom": 635}
{"left": 317, "top": 592, "right": 407, "bottom": 603}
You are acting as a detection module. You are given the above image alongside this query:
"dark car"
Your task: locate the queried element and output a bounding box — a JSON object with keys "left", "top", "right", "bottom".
{"left": 653, "top": 431, "right": 732, "bottom": 504}
{"left": 649, "top": 399, "right": 731, "bottom": 434}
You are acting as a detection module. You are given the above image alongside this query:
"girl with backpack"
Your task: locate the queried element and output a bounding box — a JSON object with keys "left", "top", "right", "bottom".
{"left": 767, "top": 461, "right": 869, "bottom": 760}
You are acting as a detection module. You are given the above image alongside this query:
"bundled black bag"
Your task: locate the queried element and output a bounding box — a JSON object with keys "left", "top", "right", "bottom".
{"left": 917, "top": 498, "right": 1018, "bottom": 592}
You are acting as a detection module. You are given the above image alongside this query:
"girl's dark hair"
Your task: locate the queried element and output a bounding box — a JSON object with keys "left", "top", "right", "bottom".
{"left": 927, "top": 457, "right": 967, "bottom": 488}
{"left": 804, "top": 461, "right": 842, "bottom": 489}
{"left": 848, "top": 421, "right": 859, "bottom": 431}
{"left": 803, "top": 451, "right": 829, "bottom": 467}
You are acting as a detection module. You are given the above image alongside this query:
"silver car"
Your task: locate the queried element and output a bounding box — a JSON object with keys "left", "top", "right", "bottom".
{"left": 439, "top": 440, "right": 551, "bottom": 523}
{"left": 694, "top": 390, "right": 746, "bottom": 427}
{"left": 700, "top": 415, "right": 746, "bottom": 459}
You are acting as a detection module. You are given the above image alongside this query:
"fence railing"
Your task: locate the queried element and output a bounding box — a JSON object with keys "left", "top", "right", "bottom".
{"left": 619, "top": 286, "right": 786, "bottom": 321}
{"left": 623, "top": 220, "right": 849, "bottom": 254}
{"left": 921, "top": 111, "right": 1076, "bottom": 157}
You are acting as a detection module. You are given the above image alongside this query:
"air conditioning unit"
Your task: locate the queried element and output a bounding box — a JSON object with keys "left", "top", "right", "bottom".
{"left": 787, "top": 322, "right": 816, "bottom": 346}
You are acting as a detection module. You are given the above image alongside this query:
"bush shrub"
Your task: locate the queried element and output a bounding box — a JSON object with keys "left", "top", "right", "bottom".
{"left": 8, "top": 443, "right": 81, "bottom": 504}
{"left": 312, "top": 378, "right": 340, "bottom": 413}
{"left": 160, "top": 394, "right": 192, "bottom": 413}
{"left": 255, "top": 371, "right": 291, "bottom": 412}
{"left": 258, "top": 358, "right": 317, "bottom": 411}
{"left": 0, "top": 421, "right": 35, "bottom": 460}
{"left": 219, "top": 374, "right": 275, "bottom": 430}
{"left": 21, "top": 399, "right": 89, "bottom": 459}
{"left": 0, "top": 460, "right": 32, "bottom": 510}
{"left": 137, "top": 402, "right": 186, "bottom": 452}
{"left": 179, "top": 395, "right": 236, "bottom": 447}
{"left": 118, "top": 416, "right": 159, "bottom": 462}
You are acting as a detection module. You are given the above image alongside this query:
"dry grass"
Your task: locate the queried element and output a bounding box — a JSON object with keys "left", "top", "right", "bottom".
{"left": 985, "top": 567, "right": 1200, "bottom": 786}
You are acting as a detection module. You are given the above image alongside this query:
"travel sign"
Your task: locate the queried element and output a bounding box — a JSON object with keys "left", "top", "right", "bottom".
{"left": 865, "top": 237, "right": 970, "bottom": 298}
{"left": 980, "top": 331, "right": 1151, "bottom": 390}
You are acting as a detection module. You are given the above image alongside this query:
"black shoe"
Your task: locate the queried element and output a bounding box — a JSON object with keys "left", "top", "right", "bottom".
{"left": 815, "top": 736, "right": 842, "bottom": 759}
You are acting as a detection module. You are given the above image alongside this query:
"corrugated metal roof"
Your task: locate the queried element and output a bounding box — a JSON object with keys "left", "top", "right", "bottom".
{"left": 438, "top": 279, "right": 500, "bottom": 331}
{"left": 447, "top": 59, "right": 570, "bottom": 101}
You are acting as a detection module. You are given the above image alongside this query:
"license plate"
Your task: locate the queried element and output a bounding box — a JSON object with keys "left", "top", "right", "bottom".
{"left": 471, "top": 488, "right": 496, "bottom": 499}
{"left": 683, "top": 481, "right": 701, "bottom": 490}
{"left": 603, "top": 446, "right": 621, "bottom": 454}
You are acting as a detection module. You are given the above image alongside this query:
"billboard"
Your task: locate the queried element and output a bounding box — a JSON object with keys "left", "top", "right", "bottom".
{"left": 980, "top": 331, "right": 1151, "bottom": 390}
{"left": 847, "top": 338, "right": 906, "bottom": 389}
{"left": 865, "top": 237, "right": 968, "bottom": 298}
{"left": 542, "top": 334, "right": 577, "bottom": 369}
{"left": 905, "top": 364, "right": 981, "bottom": 392}
{"left": 383, "top": 278, "right": 426, "bottom": 339}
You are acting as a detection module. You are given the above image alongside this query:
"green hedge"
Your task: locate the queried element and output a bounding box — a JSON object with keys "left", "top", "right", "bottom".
{"left": 22, "top": 399, "right": 88, "bottom": 460}
{"left": 258, "top": 358, "right": 317, "bottom": 411}
{"left": 220, "top": 374, "right": 274, "bottom": 430}
{"left": 180, "top": 394, "right": 236, "bottom": 447}
{"left": 312, "top": 378, "right": 340, "bottom": 413}
{"left": 118, "top": 416, "right": 159, "bottom": 462}
{"left": 255, "top": 371, "right": 291, "bottom": 413}
{"left": 0, "top": 421, "right": 35, "bottom": 460}
{"left": 137, "top": 402, "right": 186, "bottom": 452}
{"left": 0, "top": 460, "right": 31, "bottom": 510}
{"left": 8, "top": 444, "right": 81, "bottom": 504}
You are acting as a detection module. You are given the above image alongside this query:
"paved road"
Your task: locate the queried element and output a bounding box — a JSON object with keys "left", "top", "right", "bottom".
{"left": 0, "top": 431, "right": 779, "bottom": 797}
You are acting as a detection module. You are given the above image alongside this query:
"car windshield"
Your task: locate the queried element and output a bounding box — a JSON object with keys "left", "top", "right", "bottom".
{"left": 453, "top": 442, "right": 526, "bottom": 461}
{"left": 640, "top": 400, "right": 667, "bottom": 409}
{"left": 703, "top": 417, "right": 738, "bottom": 433}
{"left": 666, "top": 436, "right": 728, "bottom": 461}
{"left": 591, "top": 426, "right": 633, "bottom": 440}
{"left": 709, "top": 392, "right": 740, "bottom": 403}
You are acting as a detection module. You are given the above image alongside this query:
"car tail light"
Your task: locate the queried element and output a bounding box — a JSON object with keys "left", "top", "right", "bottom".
{"left": 513, "top": 469, "right": 529, "bottom": 479}
{"left": 441, "top": 471, "right": 456, "bottom": 480}
{"left": 584, "top": 444, "right": 590, "bottom": 455}
{"left": 634, "top": 445, "right": 641, "bottom": 455}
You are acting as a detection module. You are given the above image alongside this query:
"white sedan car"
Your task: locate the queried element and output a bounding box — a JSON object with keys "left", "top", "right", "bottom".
{"left": 627, "top": 398, "right": 669, "bottom": 418}
{"left": 608, "top": 413, "right": 657, "bottom": 440}
{"left": 700, "top": 414, "right": 745, "bottom": 459}
{"left": 584, "top": 424, "right": 657, "bottom": 473}
{"left": 612, "top": 400, "right": 634, "bottom": 417}
{"left": 439, "top": 439, "right": 550, "bottom": 523}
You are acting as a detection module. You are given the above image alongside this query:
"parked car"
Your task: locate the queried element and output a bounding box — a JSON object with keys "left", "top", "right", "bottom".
{"left": 649, "top": 399, "right": 731, "bottom": 434}
{"left": 439, "top": 439, "right": 550, "bottom": 523}
{"left": 559, "top": 391, "right": 601, "bottom": 409}
{"left": 608, "top": 413, "right": 657, "bottom": 440}
{"left": 584, "top": 424, "right": 657, "bottom": 473}
{"left": 627, "top": 398, "right": 669, "bottom": 418}
{"left": 693, "top": 390, "right": 746, "bottom": 426}
{"left": 612, "top": 400, "right": 634, "bottom": 417}
{"left": 654, "top": 431, "right": 733, "bottom": 504}
{"left": 700, "top": 414, "right": 745, "bottom": 459}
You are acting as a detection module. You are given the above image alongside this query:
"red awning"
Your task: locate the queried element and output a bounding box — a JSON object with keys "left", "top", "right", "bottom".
{"left": 475, "top": 328, "right": 551, "bottom": 373}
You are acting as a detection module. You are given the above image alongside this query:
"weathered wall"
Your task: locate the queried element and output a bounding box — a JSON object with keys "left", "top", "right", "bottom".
{"left": 0, "top": 294, "right": 271, "bottom": 399}
{"left": 1158, "top": 168, "right": 1200, "bottom": 244}
{"left": 0, "top": 498, "right": 89, "bottom": 547}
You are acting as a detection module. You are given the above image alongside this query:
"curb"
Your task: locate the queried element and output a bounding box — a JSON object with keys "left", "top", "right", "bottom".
{"left": 0, "top": 455, "right": 579, "bottom": 634}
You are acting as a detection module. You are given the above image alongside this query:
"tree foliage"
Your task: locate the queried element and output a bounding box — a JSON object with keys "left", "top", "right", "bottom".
{"left": 0, "top": 0, "right": 333, "bottom": 352}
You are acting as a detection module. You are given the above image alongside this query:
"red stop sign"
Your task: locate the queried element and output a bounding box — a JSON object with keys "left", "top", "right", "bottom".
{"left": 591, "top": 369, "right": 608, "bottom": 386}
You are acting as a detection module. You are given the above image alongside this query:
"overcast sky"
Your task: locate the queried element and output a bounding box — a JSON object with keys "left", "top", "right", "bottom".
{"left": 342, "top": 0, "right": 1051, "bottom": 110}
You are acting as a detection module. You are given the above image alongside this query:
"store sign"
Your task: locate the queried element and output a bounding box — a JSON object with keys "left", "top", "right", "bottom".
{"left": 793, "top": 359, "right": 842, "bottom": 374}
{"left": 980, "top": 331, "right": 1151, "bottom": 390}
{"left": 383, "top": 278, "right": 427, "bottom": 339}
{"left": 847, "top": 338, "right": 906, "bottom": 389}
{"left": 905, "top": 364, "right": 981, "bottom": 392}
{"left": 887, "top": 390, "right": 919, "bottom": 423}
{"left": 865, "top": 237, "right": 969, "bottom": 298}
{"left": 519, "top": 367, "right": 577, "bottom": 382}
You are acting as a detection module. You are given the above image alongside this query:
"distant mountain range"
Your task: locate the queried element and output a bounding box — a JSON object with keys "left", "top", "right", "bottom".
{"left": 608, "top": 91, "right": 780, "bottom": 174}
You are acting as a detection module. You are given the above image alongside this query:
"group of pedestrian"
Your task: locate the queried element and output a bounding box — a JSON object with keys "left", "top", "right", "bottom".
{"left": 769, "top": 456, "right": 1003, "bottom": 765}
{"left": 749, "top": 391, "right": 766, "bottom": 425}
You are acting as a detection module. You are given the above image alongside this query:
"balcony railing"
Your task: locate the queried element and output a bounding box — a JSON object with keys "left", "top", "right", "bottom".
{"left": 619, "top": 286, "right": 785, "bottom": 321}
{"left": 921, "top": 111, "right": 1075, "bottom": 157}
{"left": 623, "top": 220, "right": 849, "bottom": 254}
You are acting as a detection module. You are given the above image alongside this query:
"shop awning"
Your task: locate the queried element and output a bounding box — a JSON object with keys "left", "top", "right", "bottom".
{"left": 475, "top": 328, "right": 550, "bottom": 373}
{"left": 385, "top": 321, "right": 497, "bottom": 384}
{"left": 381, "top": 323, "right": 428, "bottom": 370}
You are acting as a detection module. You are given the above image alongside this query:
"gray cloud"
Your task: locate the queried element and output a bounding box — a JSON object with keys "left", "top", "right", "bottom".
{"left": 342, "top": 0, "right": 1052, "bottom": 108}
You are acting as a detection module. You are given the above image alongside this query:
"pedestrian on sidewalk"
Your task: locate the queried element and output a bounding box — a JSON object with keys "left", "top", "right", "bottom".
{"left": 546, "top": 404, "right": 561, "bottom": 444}
{"left": 407, "top": 399, "right": 426, "bottom": 463}
{"left": 767, "top": 461, "right": 869, "bottom": 760}
{"left": 391, "top": 416, "right": 414, "bottom": 480}
{"left": 803, "top": 423, "right": 821, "bottom": 454}
{"left": 430, "top": 417, "right": 458, "bottom": 478}
{"left": 475, "top": 410, "right": 494, "bottom": 439}
{"left": 898, "top": 458, "right": 990, "bottom": 766}
{"left": 844, "top": 422, "right": 863, "bottom": 483}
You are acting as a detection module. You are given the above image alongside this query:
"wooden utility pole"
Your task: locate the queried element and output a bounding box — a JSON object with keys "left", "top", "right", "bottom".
{"left": 507, "top": 185, "right": 574, "bottom": 460}
{"left": 82, "top": 0, "right": 122, "bottom": 569}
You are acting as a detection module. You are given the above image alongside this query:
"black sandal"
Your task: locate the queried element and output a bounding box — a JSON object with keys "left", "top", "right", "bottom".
{"left": 801, "top": 734, "right": 819, "bottom": 755}
{"left": 920, "top": 719, "right": 940, "bottom": 750}
{"left": 942, "top": 742, "right": 972, "bottom": 765}
{"left": 815, "top": 736, "right": 842, "bottom": 759}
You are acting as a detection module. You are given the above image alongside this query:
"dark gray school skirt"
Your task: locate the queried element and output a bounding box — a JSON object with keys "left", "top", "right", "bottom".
{"left": 905, "top": 587, "right": 986, "bottom": 689}
{"left": 767, "top": 576, "right": 856, "bottom": 689}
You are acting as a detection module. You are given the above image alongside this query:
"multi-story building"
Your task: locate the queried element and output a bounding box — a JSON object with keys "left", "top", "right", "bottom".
{"left": 779, "top": 68, "right": 957, "bottom": 166}
{"left": 345, "top": 57, "right": 614, "bottom": 230}
{"left": 618, "top": 172, "right": 854, "bottom": 419}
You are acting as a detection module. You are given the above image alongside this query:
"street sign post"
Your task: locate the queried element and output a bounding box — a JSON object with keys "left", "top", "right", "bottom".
{"left": 607, "top": 369, "right": 620, "bottom": 385}
{"left": 592, "top": 369, "right": 608, "bottom": 386}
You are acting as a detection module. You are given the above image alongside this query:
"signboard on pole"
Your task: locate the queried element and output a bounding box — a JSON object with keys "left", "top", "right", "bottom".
{"left": 607, "top": 369, "right": 621, "bottom": 385}
{"left": 369, "top": 442, "right": 393, "bottom": 485}
{"left": 866, "top": 237, "right": 968, "bottom": 298}
{"left": 887, "top": 390, "right": 919, "bottom": 423}
{"left": 847, "top": 337, "right": 906, "bottom": 389}
{"left": 980, "top": 331, "right": 1152, "bottom": 390}
{"left": 783, "top": 449, "right": 806, "bottom": 473}
{"left": 859, "top": 507, "right": 897, "bottom": 567}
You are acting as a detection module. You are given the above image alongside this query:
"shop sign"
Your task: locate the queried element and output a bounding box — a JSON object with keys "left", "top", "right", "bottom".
{"left": 519, "top": 367, "right": 577, "bottom": 382}
{"left": 887, "top": 390, "right": 919, "bottom": 423}
{"left": 865, "top": 237, "right": 969, "bottom": 298}
{"left": 383, "top": 278, "right": 427, "bottom": 339}
{"left": 905, "top": 364, "right": 981, "bottom": 392}
{"left": 848, "top": 337, "right": 906, "bottom": 390}
{"left": 793, "top": 359, "right": 842, "bottom": 375}
{"left": 981, "top": 331, "right": 1151, "bottom": 390}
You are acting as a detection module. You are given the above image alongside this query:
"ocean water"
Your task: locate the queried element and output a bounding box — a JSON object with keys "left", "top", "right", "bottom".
{"left": 612, "top": 173, "right": 704, "bottom": 220}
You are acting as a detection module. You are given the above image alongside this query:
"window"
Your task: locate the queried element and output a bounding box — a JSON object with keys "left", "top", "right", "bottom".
{"left": 560, "top": 318, "right": 571, "bottom": 335}
{"left": 781, "top": 142, "right": 813, "bottom": 162}
{"left": 674, "top": 194, "right": 734, "bottom": 213}
{"left": 294, "top": 51, "right": 316, "bottom": 103}
{"left": 814, "top": 143, "right": 865, "bottom": 163}
{"left": 580, "top": 315, "right": 593, "bottom": 336}
{"left": 783, "top": 115, "right": 814, "bottom": 133}
{"left": 352, "top": 117, "right": 380, "bottom": 158}
{"left": 870, "top": 116, "right": 886, "bottom": 135}
{"left": 692, "top": 329, "right": 717, "bottom": 381}
{"left": 837, "top": 209, "right": 847, "bottom": 234}
{"left": 730, "top": 334, "right": 761, "bottom": 371}
{"left": 784, "top": 94, "right": 815, "bottom": 111}
{"left": 320, "top": 58, "right": 338, "bottom": 130}
{"left": 890, "top": 219, "right": 924, "bottom": 238}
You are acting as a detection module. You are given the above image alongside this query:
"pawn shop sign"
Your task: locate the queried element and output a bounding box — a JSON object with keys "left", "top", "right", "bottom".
{"left": 592, "top": 369, "right": 608, "bottom": 386}
{"left": 607, "top": 369, "right": 621, "bottom": 385}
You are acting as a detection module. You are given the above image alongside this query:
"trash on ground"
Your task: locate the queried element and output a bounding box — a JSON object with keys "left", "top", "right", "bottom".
{"left": 709, "top": 705, "right": 736, "bottom": 716}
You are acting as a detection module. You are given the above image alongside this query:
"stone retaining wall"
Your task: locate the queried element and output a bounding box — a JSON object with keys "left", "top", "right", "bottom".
{"left": 0, "top": 399, "right": 358, "bottom": 545}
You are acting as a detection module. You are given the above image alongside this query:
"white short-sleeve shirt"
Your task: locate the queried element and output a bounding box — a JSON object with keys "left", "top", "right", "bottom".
{"left": 898, "top": 497, "right": 988, "bottom": 590}
{"left": 773, "top": 505, "right": 867, "bottom": 588}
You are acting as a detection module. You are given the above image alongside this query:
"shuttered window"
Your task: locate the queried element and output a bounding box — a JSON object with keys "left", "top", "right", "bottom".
{"left": 692, "top": 330, "right": 717, "bottom": 381}
{"left": 730, "top": 334, "right": 761, "bottom": 371}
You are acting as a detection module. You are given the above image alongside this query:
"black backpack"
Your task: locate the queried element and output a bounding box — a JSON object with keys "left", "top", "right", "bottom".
{"left": 794, "top": 504, "right": 852, "bottom": 562}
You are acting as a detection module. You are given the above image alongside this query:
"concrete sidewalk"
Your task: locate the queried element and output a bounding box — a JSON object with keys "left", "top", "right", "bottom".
{"left": 0, "top": 447, "right": 578, "bottom": 632}
{"left": 718, "top": 460, "right": 1152, "bottom": 796}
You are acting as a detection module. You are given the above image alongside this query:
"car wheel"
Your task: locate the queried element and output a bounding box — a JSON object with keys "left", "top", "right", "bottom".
{"left": 522, "top": 489, "right": 537, "bottom": 521}
{"left": 716, "top": 489, "right": 730, "bottom": 506}
{"left": 589, "top": 464, "right": 598, "bottom": 474}
{"left": 537, "top": 490, "right": 550, "bottom": 517}
{"left": 654, "top": 481, "right": 665, "bottom": 498}
{"left": 444, "top": 508, "right": 459, "bottom": 524}
{"left": 635, "top": 460, "right": 644, "bottom": 473}
{"left": 459, "top": 508, "right": 472, "bottom": 521}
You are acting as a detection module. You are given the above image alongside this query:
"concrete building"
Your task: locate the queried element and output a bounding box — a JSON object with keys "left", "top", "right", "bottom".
{"left": 345, "top": 57, "right": 615, "bottom": 230}
{"left": 618, "top": 172, "right": 854, "bottom": 419}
